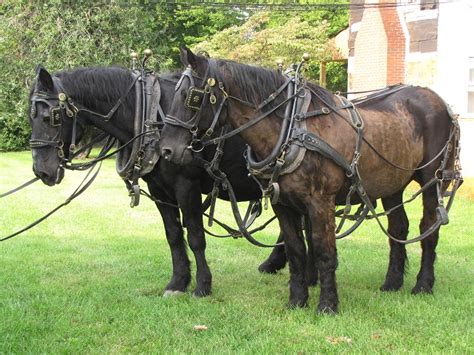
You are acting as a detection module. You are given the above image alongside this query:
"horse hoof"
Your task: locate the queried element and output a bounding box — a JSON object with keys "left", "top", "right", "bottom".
{"left": 288, "top": 298, "right": 308, "bottom": 309}
{"left": 163, "top": 290, "right": 185, "bottom": 298}
{"left": 317, "top": 304, "right": 338, "bottom": 315}
{"left": 411, "top": 285, "right": 433, "bottom": 295}
{"left": 258, "top": 261, "right": 285, "bottom": 274}
{"left": 380, "top": 282, "right": 403, "bottom": 292}
{"left": 193, "top": 289, "right": 211, "bottom": 298}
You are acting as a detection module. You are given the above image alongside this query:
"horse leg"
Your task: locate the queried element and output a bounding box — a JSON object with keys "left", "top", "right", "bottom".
{"left": 176, "top": 178, "right": 212, "bottom": 297}
{"left": 258, "top": 231, "right": 287, "bottom": 274}
{"left": 308, "top": 195, "right": 338, "bottom": 314}
{"left": 156, "top": 203, "right": 191, "bottom": 295}
{"left": 273, "top": 205, "right": 308, "bottom": 308}
{"left": 258, "top": 216, "right": 318, "bottom": 286}
{"left": 380, "top": 192, "right": 409, "bottom": 291}
{"left": 144, "top": 178, "right": 191, "bottom": 295}
{"left": 412, "top": 185, "right": 440, "bottom": 294}
{"left": 304, "top": 216, "right": 319, "bottom": 287}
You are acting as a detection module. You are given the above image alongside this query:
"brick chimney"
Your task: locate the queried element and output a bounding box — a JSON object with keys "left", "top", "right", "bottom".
{"left": 379, "top": 0, "right": 406, "bottom": 85}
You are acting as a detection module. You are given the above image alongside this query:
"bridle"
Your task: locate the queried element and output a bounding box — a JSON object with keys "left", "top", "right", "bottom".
{"left": 163, "top": 60, "right": 233, "bottom": 152}
{"left": 163, "top": 59, "right": 299, "bottom": 153}
{"left": 29, "top": 74, "right": 139, "bottom": 166}
{"left": 29, "top": 78, "right": 78, "bottom": 161}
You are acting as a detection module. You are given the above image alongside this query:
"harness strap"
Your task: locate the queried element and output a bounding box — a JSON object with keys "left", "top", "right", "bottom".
{"left": 256, "top": 77, "right": 292, "bottom": 110}
{"left": 295, "top": 132, "right": 352, "bottom": 173}
{"left": 203, "top": 90, "right": 301, "bottom": 147}
{"left": 77, "top": 74, "right": 140, "bottom": 122}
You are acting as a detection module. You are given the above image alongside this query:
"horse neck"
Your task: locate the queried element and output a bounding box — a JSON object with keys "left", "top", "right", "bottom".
{"left": 60, "top": 68, "right": 135, "bottom": 144}
{"left": 227, "top": 97, "right": 283, "bottom": 161}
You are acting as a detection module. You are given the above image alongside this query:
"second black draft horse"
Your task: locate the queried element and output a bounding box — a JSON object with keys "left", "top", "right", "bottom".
{"left": 158, "top": 48, "right": 461, "bottom": 313}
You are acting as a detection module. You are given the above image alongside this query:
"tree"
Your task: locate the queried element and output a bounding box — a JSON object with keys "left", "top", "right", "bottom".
{"left": 0, "top": 1, "right": 244, "bottom": 150}
{"left": 194, "top": 12, "right": 332, "bottom": 77}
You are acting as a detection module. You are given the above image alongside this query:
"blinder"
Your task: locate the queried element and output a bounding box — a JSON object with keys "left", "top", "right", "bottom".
{"left": 50, "top": 107, "right": 61, "bottom": 127}
{"left": 185, "top": 87, "right": 205, "bottom": 111}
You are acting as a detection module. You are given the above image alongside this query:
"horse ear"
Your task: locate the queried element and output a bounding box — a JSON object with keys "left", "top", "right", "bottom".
{"left": 36, "top": 65, "right": 54, "bottom": 92}
{"left": 180, "top": 46, "right": 201, "bottom": 70}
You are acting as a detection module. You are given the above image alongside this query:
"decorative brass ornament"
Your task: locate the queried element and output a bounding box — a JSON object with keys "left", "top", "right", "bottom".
{"left": 144, "top": 49, "right": 152, "bottom": 58}
{"left": 130, "top": 52, "right": 138, "bottom": 60}
{"left": 185, "top": 87, "right": 205, "bottom": 111}
{"left": 58, "top": 93, "right": 67, "bottom": 102}
{"left": 50, "top": 107, "right": 61, "bottom": 127}
{"left": 302, "top": 53, "right": 310, "bottom": 62}
{"left": 207, "top": 78, "right": 216, "bottom": 87}
{"left": 210, "top": 94, "right": 217, "bottom": 105}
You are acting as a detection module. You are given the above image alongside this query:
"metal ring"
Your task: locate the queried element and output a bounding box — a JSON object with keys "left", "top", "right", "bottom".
{"left": 322, "top": 107, "right": 330, "bottom": 114}
{"left": 189, "top": 139, "right": 204, "bottom": 153}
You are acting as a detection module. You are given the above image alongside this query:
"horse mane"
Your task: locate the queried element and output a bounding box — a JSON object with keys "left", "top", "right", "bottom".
{"left": 56, "top": 66, "right": 134, "bottom": 109}
{"left": 159, "top": 71, "right": 182, "bottom": 84}
{"left": 213, "top": 59, "right": 335, "bottom": 108}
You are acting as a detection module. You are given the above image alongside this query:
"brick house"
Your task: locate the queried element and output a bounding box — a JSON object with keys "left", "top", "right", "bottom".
{"left": 347, "top": 0, "right": 474, "bottom": 120}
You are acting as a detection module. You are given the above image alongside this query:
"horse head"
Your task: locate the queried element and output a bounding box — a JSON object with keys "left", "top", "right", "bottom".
{"left": 29, "top": 66, "right": 81, "bottom": 186}
{"left": 159, "top": 47, "right": 229, "bottom": 165}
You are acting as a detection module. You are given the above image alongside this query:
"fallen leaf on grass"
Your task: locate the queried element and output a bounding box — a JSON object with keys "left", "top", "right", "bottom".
{"left": 193, "top": 325, "right": 208, "bottom": 331}
{"left": 326, "top": 336, "right": 352, "bottom": 345}
{"left": 371, "top": 333, "right": 381, "bottom": 340}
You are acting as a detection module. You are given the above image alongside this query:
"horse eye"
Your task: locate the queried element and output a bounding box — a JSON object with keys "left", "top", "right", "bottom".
{"left": 181, "top": 89, "right": 187, "bottom": 98}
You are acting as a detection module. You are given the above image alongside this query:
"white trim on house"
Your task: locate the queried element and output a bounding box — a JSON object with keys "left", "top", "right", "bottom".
{"left": 350, "top": 21, "right": 361, "bottom": 33}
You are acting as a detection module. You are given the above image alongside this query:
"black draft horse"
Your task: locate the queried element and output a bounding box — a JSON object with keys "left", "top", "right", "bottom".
{"left": 158, "top": 48, "right": 460, "bottom": 313}
{"left": 28, "top": 65, "right": 291, "bottom": 297}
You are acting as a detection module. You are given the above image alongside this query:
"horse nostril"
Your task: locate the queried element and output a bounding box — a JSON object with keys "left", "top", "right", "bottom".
{"left": 161, "top": 147, "right": 173, "bottom": 160}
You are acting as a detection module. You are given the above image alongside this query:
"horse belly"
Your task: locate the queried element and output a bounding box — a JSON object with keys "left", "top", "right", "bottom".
{"left": 357, "top": 113, "right": 423, "bottom": 199}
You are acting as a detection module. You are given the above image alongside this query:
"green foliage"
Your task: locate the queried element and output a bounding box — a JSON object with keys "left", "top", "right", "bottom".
{"left": 0, "top": 1, "right": 243, "bottom": 151}
{"left": 194, "top": 6, "right": 348, "bottom": 89}
{"left": 0, "top": 1, "right": 347, "bottom": 151}
{"left": 195, "top": 12, "right": 333, "bottom": 76}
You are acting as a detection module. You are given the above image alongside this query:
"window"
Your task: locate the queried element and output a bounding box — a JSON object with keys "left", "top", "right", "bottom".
{"left": 421, "top": 0, "right": 438, "bottom": 10}
{"left": 468, "top": 58, "right": 474, "bottom": 114}
{"left": 468, "top": 92, "right": 474, "bottom": 114}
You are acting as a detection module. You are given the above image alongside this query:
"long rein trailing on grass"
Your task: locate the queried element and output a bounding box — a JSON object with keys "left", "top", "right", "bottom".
{"left": 0, "top": 132, "right": 153, "bottom": 242}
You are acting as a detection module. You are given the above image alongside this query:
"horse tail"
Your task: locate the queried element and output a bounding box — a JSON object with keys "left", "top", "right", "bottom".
{"left": 439, "top": 102, "right": 462, "bottom": 194}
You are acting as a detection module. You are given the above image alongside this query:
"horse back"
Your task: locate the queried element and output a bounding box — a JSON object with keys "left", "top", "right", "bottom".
{"left": 306, "top": 86, "right": 453, "bottom": 200}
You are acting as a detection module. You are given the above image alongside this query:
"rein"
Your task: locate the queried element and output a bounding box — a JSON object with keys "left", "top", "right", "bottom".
{"left": 0, "top": 177, "right": 40, "bottom": 198}
{"left": 0, "top": 151, "right": 105, "bottom": 242}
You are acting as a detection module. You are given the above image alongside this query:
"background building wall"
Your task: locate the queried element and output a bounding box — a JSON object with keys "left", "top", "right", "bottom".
{"left": 350, "top": 6, "right": 388, "bottom": 96}
{"left": 436, "top": 0, "right": 474, "bottom": 119}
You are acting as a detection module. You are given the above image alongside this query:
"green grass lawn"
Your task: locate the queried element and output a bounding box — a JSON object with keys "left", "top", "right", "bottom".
{"left": 1, "top": 151, "right": 473, "bottom": 353}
